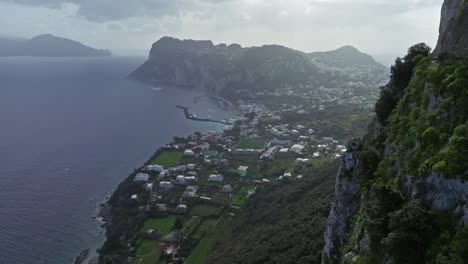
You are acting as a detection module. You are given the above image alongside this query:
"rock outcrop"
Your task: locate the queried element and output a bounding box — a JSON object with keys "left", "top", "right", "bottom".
{"left": 322, "top": 1, "right": 468, "bottom": 262}
{"left": 130, "top": 37, "right": 387, "bottom": 99}
{"left": 433, "top": 0, "right": 468, "bottom": 57}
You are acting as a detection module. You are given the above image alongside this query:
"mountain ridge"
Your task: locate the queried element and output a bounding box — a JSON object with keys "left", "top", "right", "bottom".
{"left": 130, "top": 37, "right": 387, "bottom": 99}
{"left": 0, "top": 34, "right": 111, "bottom": 57}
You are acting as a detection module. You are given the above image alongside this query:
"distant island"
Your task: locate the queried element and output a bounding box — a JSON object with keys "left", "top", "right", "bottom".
{"left": 0, "top": 34, "right": 111, "bottom": 57}
{"left": 130, "top": 37, "right": 388, "bottom": 100}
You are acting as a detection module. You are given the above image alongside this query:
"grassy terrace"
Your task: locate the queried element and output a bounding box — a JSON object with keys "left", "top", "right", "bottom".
{"left": 189, "top": 204, "right": 222, "bottom": 217}
{"left": 237, "top": 137, "right": 267, "bottom": 149}
{"left": 141, "top": 215, "right": 177, "bottom": 235}
{"left": 149, "top": 151, "right": 183, "bottom": 167}
{"left": 186, "top": 217, "right": 229, "bottom": 264}
{"left": 132, "top": 240, "right": 161, "bottom": 264}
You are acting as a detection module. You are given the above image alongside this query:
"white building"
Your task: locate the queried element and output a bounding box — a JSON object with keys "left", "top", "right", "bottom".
{"left": 146, "top": 165, "right": 164, "bottom": 172}
{"left": 208, "top": 174, "right": 224, "bottom": 182}
{"left": 290, "top": 144, "right": 305, "bottom": 154}
{"left": 184, "top": 149, "right": 195, "bottom": 157}
{"left": 176, "top": 175, "right": 186, "bottom": 183}
{"left": 159, "top": 181, "right": 174, "bottom": 190}
{"left": 134, "top": 173, "right": 150, "bottom": 182}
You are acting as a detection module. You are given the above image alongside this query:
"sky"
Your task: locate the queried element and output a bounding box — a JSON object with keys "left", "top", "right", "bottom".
{"left": 0, "top": 0, "right": 444, "bottom": 65}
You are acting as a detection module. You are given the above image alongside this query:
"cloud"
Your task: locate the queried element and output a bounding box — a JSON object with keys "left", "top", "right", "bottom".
{"left": 0, "top": 0, "right": 444, "bottom": 60}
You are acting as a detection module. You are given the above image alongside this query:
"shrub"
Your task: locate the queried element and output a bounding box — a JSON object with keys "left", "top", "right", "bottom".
{"left": 384, "top": 200, "right": 434, "bottom": 264}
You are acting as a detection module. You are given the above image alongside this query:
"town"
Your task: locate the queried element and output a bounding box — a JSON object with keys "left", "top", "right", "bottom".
{"left": 111, "top": 98, "right": 357, "bottom": 264}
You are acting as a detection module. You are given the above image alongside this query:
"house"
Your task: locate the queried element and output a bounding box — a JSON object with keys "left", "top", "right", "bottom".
{"left": 336, "top": 145, "right": 347, "bottom": 153}
{"left": 290, "top": 144, "right": 305, "bottom": 154}
{"left": 295, "top": 158, "right": 309, "bottom": 164}
{"left": 184, "top": 176, "right": 197, "bottom": 184}
{"left": 156, "top": 203, "right": 168, "bottom": 212}
{"left": 284, "top": 172, "right": 292, "bottom": 178}
{"left": 175, "top": 204, "right": 188, "bottom": 214}
{"left": 183, "top": 186, "right": 198, "bottom": 198}
{"left": 158, "top": 170, "right": 169, "bottom": 180}
{"left": 174, "top": 165, "right": 187, "bottom": 173}
{"left": 131, "top": 194, "right": 138, "bottom": 200}
{"left": 208, "top": 174, "right": 224, "bottom": 182}
{"left": 159, "top": 181, "right": 174, "bottom": 190}
{"left": 313, "top": 152, "right": 320, "bottom": 158}
{"left": 277, "top": 147, "right": 291, "bottom": 157}
{"left": 186, "top": 171, "right": 198, "bottom": 177}
{"left": 221, "top": 184, "right": 233, "bottom": 193}
{"left": 184, "top": 149, "right": 195, "bottom": 157}
{"left": 236, "top": 166, "right": 249, "bottom": 177}
{"left": 145, "top": 165, "right": 164, "bottom": 172}
{"left": 134, "top": 173, "right": 150, "bottom": 182}
{"left": 145, "top": 183, "right": 154, "bottom": 191}
{"left": 186, "top": 163, "right": 197, "bottom": 170}
{"left": 176, "top": 175, "right": 186, "bottom": 184}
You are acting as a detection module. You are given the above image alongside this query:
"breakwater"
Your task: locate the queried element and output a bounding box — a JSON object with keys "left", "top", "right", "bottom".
{"left": 176, "top": 105, "right": 233, "bottom": 125}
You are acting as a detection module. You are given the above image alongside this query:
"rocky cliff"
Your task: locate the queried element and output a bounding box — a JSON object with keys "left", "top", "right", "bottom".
{"left": 323, "top": 1, "right": 468, "bottom": 263}
{"left": 130, "top": 37, "right": 387, "bottom": 99}
{"left": 433, "top": 0, "right": 468, "bottom": 56}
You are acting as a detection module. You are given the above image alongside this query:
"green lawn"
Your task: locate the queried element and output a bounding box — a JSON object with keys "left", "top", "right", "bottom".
{"left": 141, "top": 215, "right": 177, "bottom": 235}
{"left": 189, "top": 204, "right": 221, "bottom": 217}
{"left": 149, "top": 151, "right": 183, "bottom": 168}
{"left": 192, "top": 218, "right": 219, "bottom": 239}
{"left": 231, "top": 194, "right": 245, "bottom": 206}
{"left": 186, "top": 217, "right": 227, "bottom": 264}
{"left": 237, "top": 137, "right": 267, "bottom": 149}
{"left": 132, "top": 240, "right": 160, "bottom": 264}
{"left": 182, "top": 216, "right": 202, "bottom": 235}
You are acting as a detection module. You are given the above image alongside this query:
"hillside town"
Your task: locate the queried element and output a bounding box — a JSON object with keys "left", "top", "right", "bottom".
{"left": 118, "top": 101, "right": 353, "bottom": 264}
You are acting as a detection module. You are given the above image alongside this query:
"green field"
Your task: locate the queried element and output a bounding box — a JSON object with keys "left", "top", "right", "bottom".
{"left": 141, "top": 215, "right": 177, "bottom": 235}
{"left": 182, "top": 216, "right": 202, "bottom": 235}
{"left": 132, "top": 240, "right": 160, "bottom": 264}
{"left": 237, "top": 137, "right": 267, "bottom": 149}
{"left": 149, "top": 151, "right": 183, "bottom": 168}
{"left": 192, "top": 218, "right": 219, "bottom": 239}
{"left": 231, "top": 194, "right": 245, "bottom": 206}
{"left": 189, "top": 204, "right": 221, "bottom": 217}
{"left": 186, "top": 217, "right": 227, "bottom": 264}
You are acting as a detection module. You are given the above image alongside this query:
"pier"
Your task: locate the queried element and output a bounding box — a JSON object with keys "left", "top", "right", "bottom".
{"left": 176, "top": 105, "right": 233, "bottom": 125}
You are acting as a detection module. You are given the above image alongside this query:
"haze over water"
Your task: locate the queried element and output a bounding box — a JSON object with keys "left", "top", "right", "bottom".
{"left": 0, "top": 57, "right": 230, "bottom": 264}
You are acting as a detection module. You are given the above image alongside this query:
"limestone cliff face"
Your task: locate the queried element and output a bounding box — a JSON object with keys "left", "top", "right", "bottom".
{"left": 433, "top": 0, "right": 468, "bottom": 56}
{"left": 322, "top": 2, "right": 468, "bottom": 262}
{"left": 322, "top": 140, "right": 363, "bottom": 263}
{"left": 129, "top": 37, "right": 387, "bottom": 98}
{"left": 130, "top": 37, "right": 317, "bottom": 96}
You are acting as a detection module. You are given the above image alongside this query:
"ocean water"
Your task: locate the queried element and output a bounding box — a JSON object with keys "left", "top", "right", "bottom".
{"left": 0, "top": 57, "right": 231, "bottom": 264}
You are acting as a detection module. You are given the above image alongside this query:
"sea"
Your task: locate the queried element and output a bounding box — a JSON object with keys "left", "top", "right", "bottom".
{"left": 0, "top": 56, "right": 233, "bottom": 264}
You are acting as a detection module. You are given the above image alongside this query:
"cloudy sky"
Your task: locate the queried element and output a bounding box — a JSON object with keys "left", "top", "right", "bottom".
{"left": 0, "top": 0, "right": 444, "bottom": 64}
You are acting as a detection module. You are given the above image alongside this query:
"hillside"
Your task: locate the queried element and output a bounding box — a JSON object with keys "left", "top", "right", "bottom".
{"left": 207, "top": 161, "right": 338, "bottom": 264}
{"left": 129, "top": 37, "right": 388, "bottom": 101}
{"left": 0, "top": 34, "right": 111, "bottom": 57}
{"left": 323, "top": 0, "right": 468, "bottom": 263}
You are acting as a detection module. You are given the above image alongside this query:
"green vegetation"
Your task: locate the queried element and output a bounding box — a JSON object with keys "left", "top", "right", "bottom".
{"left": 132, "top": 240, "right": 160, "bottom": 264}
{"left": 231, "top": 194, "right": 245, "bottom": 206}
{"left": 189, "top": 204, "right": 221, "bottom": 217}
{"left": 187, "top": 217, "right": 228, "bottom": 264}
{"left": 337, "top": 44, "right": 468, "bottom": 263}
{"left": 141, "top": 216, "right": 177, "bottom": 235}
{"left": 207, "top": 161, "right": 338, "bottom": 263}
{"left": 237, "top": 137, "right": 267, "bottom": 149}
{"left": 149, "top": 151, "right": 183, "bottom": 167}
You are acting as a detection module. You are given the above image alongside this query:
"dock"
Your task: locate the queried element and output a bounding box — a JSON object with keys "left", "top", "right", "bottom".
{"left": 176, "top": 105, "right": 233, "bottom": 125}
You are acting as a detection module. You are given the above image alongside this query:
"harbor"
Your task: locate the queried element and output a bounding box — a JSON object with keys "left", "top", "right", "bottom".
{"left": 176, "top": 105, "right": 234, "bottom": 125}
